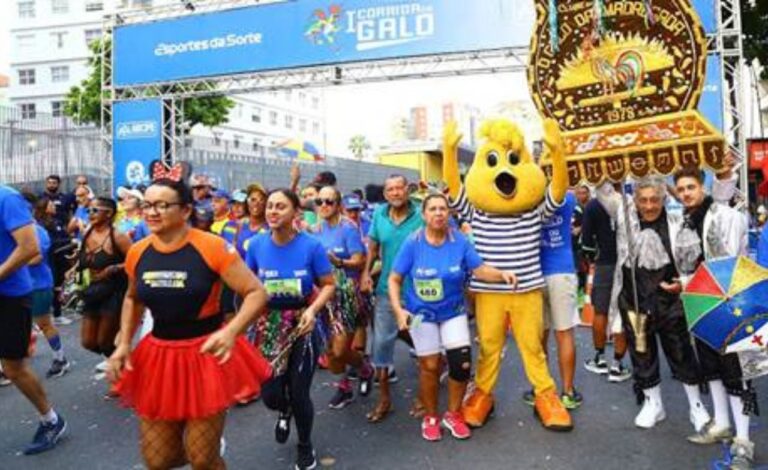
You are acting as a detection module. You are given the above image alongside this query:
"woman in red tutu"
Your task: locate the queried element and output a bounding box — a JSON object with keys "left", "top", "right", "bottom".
{"left": 107, "top": 164, "right": 271, "bottom": 470}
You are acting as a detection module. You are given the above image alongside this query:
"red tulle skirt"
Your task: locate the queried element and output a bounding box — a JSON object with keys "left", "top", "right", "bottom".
{"left": 114, "top": 334, "right": 272, "bottom": 421}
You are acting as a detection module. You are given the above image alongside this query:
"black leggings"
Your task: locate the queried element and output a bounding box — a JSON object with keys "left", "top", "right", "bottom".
{"left": 262, "top": 329, "right": 320, "bottom": 446}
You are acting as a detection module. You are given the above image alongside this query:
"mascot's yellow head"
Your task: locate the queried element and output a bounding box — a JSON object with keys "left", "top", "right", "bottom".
{"left": 465, "top": 119, "right": 547, "bottom": 214}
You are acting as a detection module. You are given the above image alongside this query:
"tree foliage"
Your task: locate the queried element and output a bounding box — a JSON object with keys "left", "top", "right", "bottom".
{"left": 348, "top": 134, "right": 372, "bottom": 160}
{"left": 742, "top": 0, "right": 768, "bottom": 78}
{"left": 64, "top": 39, "right": 234, "bottom": 129}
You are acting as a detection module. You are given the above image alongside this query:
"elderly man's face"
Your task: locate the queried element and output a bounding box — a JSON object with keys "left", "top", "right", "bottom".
{"left": 636, "top": 187, "right": 664, "bottom": 223}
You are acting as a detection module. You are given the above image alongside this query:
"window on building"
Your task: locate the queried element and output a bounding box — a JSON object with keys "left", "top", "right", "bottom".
{"left": 285, "top": 115, "right": 293, "bottom": 129}
{"left": 284, "top": 90, "right": 292, "bottom": 101}
{"left": 51, "top": 65, "right": 69, "bottom": 82}
{"left": 233, "top": 134, "right": 242, "bottom": 149}
{"left": 51, "top": 0, "right": 68, "bottom": 13}
{"left": 311, "top": 96, "right": 320, "bottom": 110}
{"left": 269, "top": 110, "right": 278, "bottom": 126}
{"left": 17, "top": 34, "right": 35, "bottom": 49}
{"left": 51, "top": 101, "right": 64, "bottom": 117}
{"left": 18, "top": 69, "right": 36, "bottom": 85}
{"left": 299, "top": 118, "right": 307, "bottom": 133}
{"left": 18, "top": 1, "right": 35, "bottom": 18}
{"left": 21, "top": 103, "right": 37, "bottom": 120}
{"left": 51, "top": 31, "right": 67, "bottom": 49}
{"left": 252, "top": 139, "right": 261, "bottom": 151}
{"left": 85, "top": 28, "right": 101, "bottom": 46}
{"left": 312, "top": 121, "right": 320, "bottom": 135}
{"left": 85, "top": 0, "right": 103, "bottom": 11}
{"left": 299, "top": 92, "right": 306, "bottom": 106}
{"left": 251, "top": 107, "right": 262, "bottom": 123}
{"left": 213, "top": 132, "right": 222, "bottom": 146}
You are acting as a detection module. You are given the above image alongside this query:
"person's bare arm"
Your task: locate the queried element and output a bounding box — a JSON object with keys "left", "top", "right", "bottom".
{"left": 360, "top": 239, "right": 379, "bottom": 293}
{"left": 296, "top": 274, "right": 335, "bottom": 336}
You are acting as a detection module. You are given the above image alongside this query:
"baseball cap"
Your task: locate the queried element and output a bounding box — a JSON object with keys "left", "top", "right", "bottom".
{"left": 232, "top": 190, "right": 247, "bottom": 203}
{"left": 342, "top": 194, "right": 363, "bottom": 210}
{"left": 211, "top": 189, "right": 231, "bottom": 200}
{"left": 117, "top": 187, "right": 144, "bottom": 201}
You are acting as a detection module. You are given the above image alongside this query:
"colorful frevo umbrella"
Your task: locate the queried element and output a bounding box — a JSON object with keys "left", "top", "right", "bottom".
{"left": 682, "top": 256, "right": 768, "bottom": 355}
{"left": 277, "top": 139, "right": 324, "bottom": 162}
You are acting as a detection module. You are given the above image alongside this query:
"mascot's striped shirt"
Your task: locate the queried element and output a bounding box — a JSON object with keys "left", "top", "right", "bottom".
{"left": 451, "top": 185, "right": 561, "bottom": 293}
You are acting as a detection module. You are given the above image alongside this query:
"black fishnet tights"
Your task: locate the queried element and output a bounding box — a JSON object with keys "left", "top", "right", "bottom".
{"left": 140, "top": 413, "right": 226, "bottom": 470}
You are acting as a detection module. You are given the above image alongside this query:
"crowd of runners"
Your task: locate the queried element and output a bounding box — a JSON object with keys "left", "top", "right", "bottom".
{"left": 0, "top": 149, "right": 764, "bottom": 470}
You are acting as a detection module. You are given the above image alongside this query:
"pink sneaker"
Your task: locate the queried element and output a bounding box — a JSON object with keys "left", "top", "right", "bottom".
{"left": 421, "top": 415, "right": 442, "bottom": 442}
{"left": 442, "top": 411, "right": 471, "bottom": 440}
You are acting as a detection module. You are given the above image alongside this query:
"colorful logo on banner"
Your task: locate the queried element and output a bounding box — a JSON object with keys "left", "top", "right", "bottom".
{"left": 305, "top": 5, "right": 343, "bottom": 47}
{"left": 113, "top": 99, "right": 163, "bottom": 190}
{"left": 529, "top": 0, "right": 725, "bottom": 186}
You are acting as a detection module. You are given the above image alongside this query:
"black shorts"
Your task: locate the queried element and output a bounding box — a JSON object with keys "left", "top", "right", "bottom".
{"left": 592, "top": 263, "right": 615, "bottom": 315}
{"left": 0, "top": 295, "right": 33, "bottom": 360}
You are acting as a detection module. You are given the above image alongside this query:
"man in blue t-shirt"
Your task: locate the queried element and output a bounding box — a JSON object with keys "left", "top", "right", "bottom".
{"left": 0, "top": 185, "right": 67, "bottom": 455}
{"left": 534, "top": 191, "right": 582, "bottom": 409}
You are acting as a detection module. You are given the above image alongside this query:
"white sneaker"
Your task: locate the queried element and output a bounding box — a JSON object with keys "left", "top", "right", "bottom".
{"left": 635, "top": 386, "right": 666, "bottom": 429}
{"left": 94, "top": 360, "right": 109, "bottom": 372}
{"left": 689, "top": 403, "right": 711, "bottom": 433}
{"left": 0, "top": 371, "right": 11, "bottom": 387}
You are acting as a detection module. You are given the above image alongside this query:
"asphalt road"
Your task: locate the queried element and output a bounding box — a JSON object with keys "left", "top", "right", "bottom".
{"left": 1, "top": 318, "right": 766, "bottom": 470}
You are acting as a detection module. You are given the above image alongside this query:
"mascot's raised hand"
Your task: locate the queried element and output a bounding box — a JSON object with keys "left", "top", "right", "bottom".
{"left": 442, "top": 120, "right": 463, "bottom": 200}
{"left": 541, "top": 118, "right": 568, "bottom": 205}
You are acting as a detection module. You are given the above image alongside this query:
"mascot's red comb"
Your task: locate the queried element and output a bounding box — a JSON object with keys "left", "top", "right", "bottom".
{"left": 149, "top": 160, "right": 191, "bottom": 183}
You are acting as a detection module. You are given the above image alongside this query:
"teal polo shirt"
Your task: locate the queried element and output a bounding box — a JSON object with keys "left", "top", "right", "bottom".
{"left": 368, "top": 200, "right": 423, "bottom": 295}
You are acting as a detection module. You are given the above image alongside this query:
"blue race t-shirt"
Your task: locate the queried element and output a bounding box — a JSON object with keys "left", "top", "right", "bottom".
{"left": 0, "top": 185, "right": 35, "bottom": 296}
{"left": 245, "top": 231, "right": 333, "bottom": 309}
{"left": 541, "top": 191, "right": 576, "bottom": 276}
{"left": 72, "top": 205, "right": 89, "bottom": 240}
{"left": 132, "top": 219, "right": 150, "bottom": 242}
{"left": 231, "top": 220, "right": 268, "bottom": 258}
{"left": 29, "top": 223, "right": 54, "bottom": 290}
{"left": 758, "top": 224, "right": 768, "bottom": 268}
{"left": 314, "top": 219, "right": 365, "bottom": 279}
{"left": 392, "top": 230, "right": 483, "bottom": 323}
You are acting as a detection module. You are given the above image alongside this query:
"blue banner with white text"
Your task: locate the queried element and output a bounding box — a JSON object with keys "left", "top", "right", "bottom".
{"left": 113, "top": 0, "right": 535, "bottom": 86}
{"left": 112, "top": 99, "right": 163, "bottom": 190}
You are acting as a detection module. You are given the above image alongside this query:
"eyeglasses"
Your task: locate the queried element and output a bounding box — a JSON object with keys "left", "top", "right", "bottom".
{"left": 140, "top": 201, "right": 184, "bottom": 213}
{"left": 314, "top": 198, "right": 337, "bottom": 207}
{"left": 191, "top": 185, "right": 209, "bottom": 191}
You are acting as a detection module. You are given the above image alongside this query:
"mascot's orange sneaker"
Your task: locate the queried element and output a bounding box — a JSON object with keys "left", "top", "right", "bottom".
{"left": 534, "top": 389, "right": 573, "bottom": 432}
{"left": 461, "top": 389, "right": 494, "bottom": 428}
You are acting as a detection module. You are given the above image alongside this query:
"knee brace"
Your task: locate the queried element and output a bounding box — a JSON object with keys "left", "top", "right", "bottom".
{"left": 446, "top": 346, "right": 472, "bottom": 382}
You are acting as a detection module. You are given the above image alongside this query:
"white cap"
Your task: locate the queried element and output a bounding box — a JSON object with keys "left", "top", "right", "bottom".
{"left": 117, "top": 187, "right": 144, "bottom": 201}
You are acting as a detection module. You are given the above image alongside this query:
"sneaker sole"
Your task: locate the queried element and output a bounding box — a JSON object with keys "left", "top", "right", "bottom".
{"left": 328, "top": 397, "right": 354, "bottom": 410}
{"left": 534, "top": 409, "right": 573, "bottom": 432}
{"left": 47, "top": 362, "right": 71, "bottom": 379}
{"left": 421, "top": 432, "right": 442, "bottom": 442}
{"left": 584, "top": 364, "right": 609, "bottom": 375}
{"left": 442, "top": 420, "right": 471, "bottom": 440}
{"left": 24, "top": 421, "right": 67, "bottom": 455}
{"left": 295, "top": 458, "right": 317, "bottom": 470}
{"left": 608, "top": 374, "right": 632, "bottom": 383}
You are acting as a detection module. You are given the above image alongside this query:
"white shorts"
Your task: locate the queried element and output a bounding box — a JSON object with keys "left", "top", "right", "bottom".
{"left": 543, "top": 273, "right": 579, "bottom": 331}
{"left": 410, "top": 314, "right": 471, "bottom": 357}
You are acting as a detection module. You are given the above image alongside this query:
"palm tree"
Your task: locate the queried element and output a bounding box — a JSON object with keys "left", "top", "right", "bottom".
{"left": 348, "top": 134, "right": 371, "bottom": 160}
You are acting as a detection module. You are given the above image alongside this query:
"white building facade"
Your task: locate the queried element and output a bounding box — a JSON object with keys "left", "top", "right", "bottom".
{"left": 9, "top": 0, "right": 326, "bottom": 149}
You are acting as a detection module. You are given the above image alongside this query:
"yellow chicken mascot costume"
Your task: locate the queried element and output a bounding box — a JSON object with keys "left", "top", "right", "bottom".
{"left": 443, "top": 118, "right": 572, "bottom": 431}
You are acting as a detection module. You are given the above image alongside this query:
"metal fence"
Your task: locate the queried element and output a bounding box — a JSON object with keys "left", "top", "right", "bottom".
{"left": 0, "top": 105, "right": 418, "bottom": 194}
{"left": 0, "top": 106, "right": 110, "bottom": 193}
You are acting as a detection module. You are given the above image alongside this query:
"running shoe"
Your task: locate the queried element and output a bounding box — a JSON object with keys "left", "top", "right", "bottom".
{"left": 358, "top": 362, "right": 374, "bottom": 397}
{"left": 374, "top": 367, "right": 398, "bottom": 386}
{"left": 295, "top": 443, "right": 317, "bottom": 470}
{"left": 94, "top": 360, "right": 109, "bottom": 372}
{"left": 328, "top": 386, "right": 354, "bottom": 410}
{"left": 46, "top": 359, "right": 71, "bottom": 379}
{"left": 275, "top": 411, "right": 291, "bottom": 444}
{"left": 584, "top": 355, "right": 609, "bottom": 375}
{"left": 608, "top": 363, "right": 632, "bottom": 383}
{"left": 0, "top": 371, "right": 11, "bottom": 387}
{"left": 53, "top": 316, "right": 73, "bottom": 326}
{"left": 421, "top": 415, "right": 442, "bottom": 442}
{"left": 442, "top": 411, "right": 471, "bottom": 440}
{"left": 522, "top": 389, "right": 535, "bottom": 406}
{"left": 560, "top": 389, "right": 583, "bottom": 410}
{"left": 23, "top": 414, "right": 67, "bottom": 455}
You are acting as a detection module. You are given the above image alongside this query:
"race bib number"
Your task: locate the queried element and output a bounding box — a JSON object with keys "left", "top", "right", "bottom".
{"left": 414, "top": 278, "right": 444, "bottom": 302}
{"left": 264, "top": 278, "right": 302, "bottom": 299}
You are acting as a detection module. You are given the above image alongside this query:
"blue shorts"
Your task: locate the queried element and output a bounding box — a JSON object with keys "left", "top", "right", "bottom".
{"left": 31, "top": 289, "right": 53, "bottom": 317}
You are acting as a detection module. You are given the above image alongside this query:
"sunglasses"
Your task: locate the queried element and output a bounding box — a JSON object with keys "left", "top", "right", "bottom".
{"left": 314, "top": 198, "right": 337, "bottom": 207}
